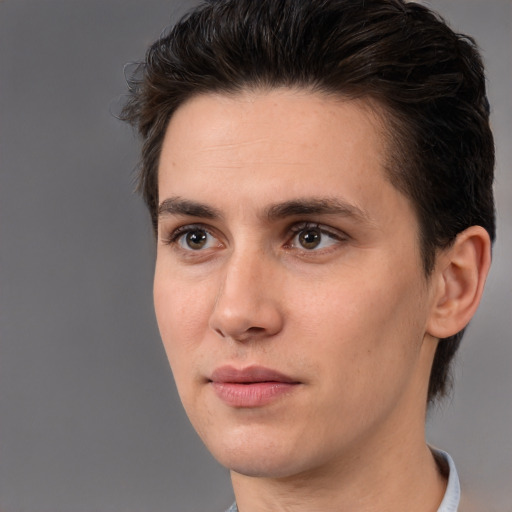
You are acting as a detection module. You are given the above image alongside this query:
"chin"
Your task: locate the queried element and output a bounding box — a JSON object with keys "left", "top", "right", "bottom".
{"left": 204, "top": 430, "right": 315, "bottom": 479}
{"left": 220, "top": 453, "right": 304, "bottom": 479}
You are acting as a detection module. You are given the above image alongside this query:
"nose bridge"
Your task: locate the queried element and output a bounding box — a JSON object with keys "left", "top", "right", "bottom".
{"left": 209, "top": 242, "right": 283, "bottom": 341}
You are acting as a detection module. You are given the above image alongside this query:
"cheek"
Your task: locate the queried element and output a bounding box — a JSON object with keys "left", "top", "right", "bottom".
{"left": 153, "top": 270, "right": 217, "bottom": 417}
{"left": 293, "top": 264, "right": 428, "bottom": 384}
{"left": 153, "top": 269, "right": 212, "bottom": 365}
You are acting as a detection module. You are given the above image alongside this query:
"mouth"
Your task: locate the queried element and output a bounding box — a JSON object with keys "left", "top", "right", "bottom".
{"left": 208, "top": 365, "right": 301, "bottom": 408}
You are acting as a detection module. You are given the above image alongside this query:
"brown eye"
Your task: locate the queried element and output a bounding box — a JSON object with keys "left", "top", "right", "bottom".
{"left": 298, "top": 228, "right": 322, "bottom": 249}
{"left": 289, "top": 223, "right": 343, "bottom": 252}
{"left": 183, "top": 229, "right": 209, "bottom": 250}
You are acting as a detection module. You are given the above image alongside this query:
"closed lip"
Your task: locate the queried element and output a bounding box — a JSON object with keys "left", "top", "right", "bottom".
{"left": 208, "top": 365, "right": 301, "bottom": 407}
{"left": 209, "top": 365, "right": 299, "bottom": 384}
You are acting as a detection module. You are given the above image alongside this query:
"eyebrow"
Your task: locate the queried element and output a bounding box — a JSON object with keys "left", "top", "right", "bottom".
{"left": 157, "top": 196, "right": 370, "bottom": 223}
{"left": 265, "top": 197, "right": 370, "bottom": 223}
{"left": 158, "top": 197, "right": 222, "bottom": 219}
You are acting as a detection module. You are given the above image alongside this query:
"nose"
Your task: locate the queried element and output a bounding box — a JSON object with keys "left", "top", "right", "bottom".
{"left": 208, "top": 249, "right": 284, "bottom": 342}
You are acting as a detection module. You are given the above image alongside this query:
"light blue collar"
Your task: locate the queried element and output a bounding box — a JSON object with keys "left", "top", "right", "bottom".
{"left": 434, "top": 449, "right": 461, "bottom": 512}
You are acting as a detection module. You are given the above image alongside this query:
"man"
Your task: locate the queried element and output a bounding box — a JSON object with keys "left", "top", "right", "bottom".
{"left": 122, "top": 0, "right": 495, "bottom": 510}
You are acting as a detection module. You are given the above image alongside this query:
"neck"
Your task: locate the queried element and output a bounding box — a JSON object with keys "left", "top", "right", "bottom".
{"left": 230, "top": 418, "right": 446, "bottom": 512}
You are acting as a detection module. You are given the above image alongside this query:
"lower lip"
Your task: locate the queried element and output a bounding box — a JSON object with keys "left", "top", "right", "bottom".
{"left": 210, "top": 381, "right": 298, "bottom": 407}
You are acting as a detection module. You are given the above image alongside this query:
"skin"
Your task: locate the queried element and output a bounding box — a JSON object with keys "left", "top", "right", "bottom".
{"left": 153, "top": 89, "right": 488, "bottom": 511}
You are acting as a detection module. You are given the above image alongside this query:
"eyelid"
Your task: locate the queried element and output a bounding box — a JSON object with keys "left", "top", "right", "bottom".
{"left": 160, "top": 222, "right": 219, "bottom": 246}
{"left": 287, "top": 221, "right": 347, "bottom": 240}
{"left": 284, "top": 221, "right": 349, "bottom": 253}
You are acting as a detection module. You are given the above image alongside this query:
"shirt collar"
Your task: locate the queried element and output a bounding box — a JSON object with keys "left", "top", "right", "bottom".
{"left": 433, "top": 448, "right": 461, "bottom": 512}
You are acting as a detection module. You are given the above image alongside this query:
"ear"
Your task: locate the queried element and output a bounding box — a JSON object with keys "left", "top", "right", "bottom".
{"left": 427, "top": 226, "right": 492, "bottom": 339}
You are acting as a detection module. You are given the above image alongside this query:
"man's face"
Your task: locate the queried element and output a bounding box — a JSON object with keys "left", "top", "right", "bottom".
{"left": 154, "top": 89, "right": 439, "bottom": 479}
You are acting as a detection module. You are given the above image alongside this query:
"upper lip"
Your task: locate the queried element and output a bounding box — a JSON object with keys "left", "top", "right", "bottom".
{"left": 209, "top": 365, "right": 299, "bottom": 384}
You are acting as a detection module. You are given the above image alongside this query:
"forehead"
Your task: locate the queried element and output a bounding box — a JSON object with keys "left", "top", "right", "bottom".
{"left": 158, "top": 88, "right": 393, "bottom": 201}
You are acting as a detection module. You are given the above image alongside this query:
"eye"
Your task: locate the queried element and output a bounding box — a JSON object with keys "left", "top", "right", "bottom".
{"left": 167, "top": 226, "right": 221, "bottom": 251}
{"left": 182, "top": 229, "right": 205, "bottom": 250}
{"left": 289, "top": 224, "right": 343, "bottom": 251}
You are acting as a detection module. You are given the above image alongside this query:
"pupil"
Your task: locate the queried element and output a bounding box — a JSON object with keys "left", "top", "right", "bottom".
{"left": 187, "top": 230, "right": 207, "bottom": 249}
{"left": 299, "top": 229, "right": 321, "bottom": 249}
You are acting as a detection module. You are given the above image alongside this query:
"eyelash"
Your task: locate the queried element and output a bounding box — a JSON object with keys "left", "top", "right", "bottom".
{"left": 162, "top": 223, "right": 213, "bottom": 245}
{"left": 162, "top": 222, "right": 347, "bottom": 253}
{"left": 286, "top": 222, "right": 346, "bottom": 247}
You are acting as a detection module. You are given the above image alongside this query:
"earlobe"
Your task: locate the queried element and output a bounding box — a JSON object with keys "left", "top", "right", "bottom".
{"left": 427, "top": 226, "right": 492, "bottom": 339}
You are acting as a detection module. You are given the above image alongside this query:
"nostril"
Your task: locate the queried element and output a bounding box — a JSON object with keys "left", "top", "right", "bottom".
{"left": 233, "top": 327, "right": 267, "bottom": 343}
{"left": 247, "top": 326, "right": 265, "bottom": 334}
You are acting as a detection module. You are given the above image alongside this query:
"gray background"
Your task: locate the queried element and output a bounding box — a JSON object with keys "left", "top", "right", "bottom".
{"left": 0, "top": 1, "right": 510, "bottom": 511}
